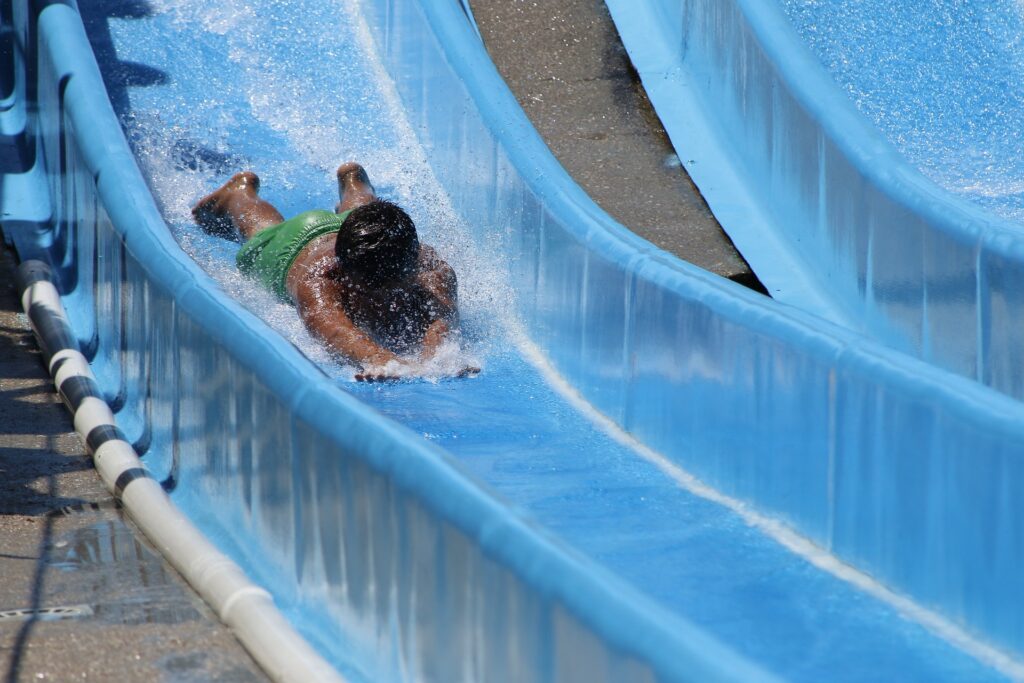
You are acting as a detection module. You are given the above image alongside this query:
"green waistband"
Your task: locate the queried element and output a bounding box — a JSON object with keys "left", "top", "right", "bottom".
{"left": 236, "top": 209, "right": 353, "bottom": 301}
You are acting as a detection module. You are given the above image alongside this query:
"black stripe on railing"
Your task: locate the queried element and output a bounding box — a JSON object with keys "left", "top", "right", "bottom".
{"left": 58, "top": 375, "right": 103, "bottom": 413}
{"left": 85, "top": 423, "right": 128, "bottom": 453}
{"left": 26, "top": 302, "right": 78, "bottom": 361}
{"left": 113, "top": 467, "right": 152, "bottom": 499}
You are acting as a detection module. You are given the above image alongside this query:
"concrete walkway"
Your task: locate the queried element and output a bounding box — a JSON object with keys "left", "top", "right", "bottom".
{"left": 469, "top": 0, "right": 765, "bottom": 292}
{"left": 0, "top": 243, "right": 267, "bottom": 683}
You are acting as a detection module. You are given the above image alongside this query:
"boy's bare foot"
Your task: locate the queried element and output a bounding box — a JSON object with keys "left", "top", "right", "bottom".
{"left": 191, "top": 171, "right": 260, "bottom": 239}
{"left": 336, "top": 162, "right": 368, "bottom": 185}
{"left": 335, "top": 162, "right": 376, "bottom": 213}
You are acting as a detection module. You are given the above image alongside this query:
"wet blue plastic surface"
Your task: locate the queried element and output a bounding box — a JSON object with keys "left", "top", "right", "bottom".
{"left": 778, "top": 1, "right": 1024, "bottom": 225}
{"left": 7, "top": 0, "right": 1024, "bottom": 680}
{"left": 14, "top": 3, "right": 772, "bottom": 682}
{"left": 605, "top": 0, "right": 1024, "bottom": 401}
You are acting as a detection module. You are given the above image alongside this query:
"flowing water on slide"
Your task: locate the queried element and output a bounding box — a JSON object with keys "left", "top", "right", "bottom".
{"left": 90, "top": 0, "right": 1019, "bottom": 679}
{"left": 779, "top": 0, "right": 1024, "bottom": 224}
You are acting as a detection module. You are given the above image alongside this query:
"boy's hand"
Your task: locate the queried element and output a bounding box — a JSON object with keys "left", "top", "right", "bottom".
{"left": 355, "top": 358, "right": 411, "bottom": 382}
{"left": 354, "top": 370, "right": 402, "bottom": 383}
{"left": 354, "top": 364, "right": 480, "bottom": 382}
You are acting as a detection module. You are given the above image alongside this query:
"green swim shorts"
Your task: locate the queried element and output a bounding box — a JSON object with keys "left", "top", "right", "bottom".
{"left": 236, "top": 209, "right": 353, "bottom": 302}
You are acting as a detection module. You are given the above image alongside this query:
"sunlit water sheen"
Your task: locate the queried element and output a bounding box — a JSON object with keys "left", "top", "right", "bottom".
{"left": 779, "top": 0, "right": 1024, "bottom": 224}
{"left": 90, "top": 2, "right": 1019, "bottom": 679}
{"left": 115, "top": 0, "right": 503, "bottom": 380}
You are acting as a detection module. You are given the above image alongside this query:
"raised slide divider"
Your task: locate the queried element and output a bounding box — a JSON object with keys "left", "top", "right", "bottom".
{"left": 6, "top": 0, "right": 1024, "bottom": 679}
{"left": 604, "top": 0, "right": 1024, "bottom": 400}
{"left": 366, "top": 0, "right": 1024, "bottom": 667}
{"left": 6, "top": 2, "right": 778, "bottom": 682}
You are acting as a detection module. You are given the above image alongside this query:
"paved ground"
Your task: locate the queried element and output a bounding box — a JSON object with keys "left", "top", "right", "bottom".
{"left": 0, "top": 243, "right": 267, "bottom": 683}
{"left": 469, "top": 0, "right": 766, "bottom": 292}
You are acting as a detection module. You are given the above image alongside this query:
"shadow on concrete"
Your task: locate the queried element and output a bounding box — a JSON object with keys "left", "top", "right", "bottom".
{"left": 0, "top": 244, "right": 92, "bottom": 683}
{"left": 0, "top": 241, "right": 264, "bottom": 682}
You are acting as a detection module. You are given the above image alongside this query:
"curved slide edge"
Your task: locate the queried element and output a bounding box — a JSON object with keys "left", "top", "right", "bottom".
{"left": 8, "top": 0, "right": 1024, "bottom": 677}
{"left": 16, "top": 260, "right": 345, "bottom": 683}
{"left": 368, "top": 0, "right": 1024, "bottom": 664}
{"left": 605, "top": 0, "right": 1024, "bottom": 400}
{"left": 4, "top": 2, "right": 780, "bottom": 682}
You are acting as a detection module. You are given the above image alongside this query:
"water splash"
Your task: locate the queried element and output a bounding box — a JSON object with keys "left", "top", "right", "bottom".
{"left": 113, "top": 0, "right": 508, "bottom": 381}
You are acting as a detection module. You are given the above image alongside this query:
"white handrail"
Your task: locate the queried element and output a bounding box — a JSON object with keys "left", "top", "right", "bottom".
{"left": 16, "top": 259, "right": 346, "bottom": 683}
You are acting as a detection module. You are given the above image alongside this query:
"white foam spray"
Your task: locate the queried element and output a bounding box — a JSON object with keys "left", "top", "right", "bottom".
{"left": 121, "top": 0, "right": 511, "bottom": 381}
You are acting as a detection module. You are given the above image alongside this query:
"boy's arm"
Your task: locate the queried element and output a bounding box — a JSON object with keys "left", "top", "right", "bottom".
{"left": 294, "top": 277, "right": 397, "bottom": 368}
{"left": 417, "top": 246, "right": 458, "bottom": 325}
{"left": 419, "top": 319, "right": 451, "bottom": 360}
{"left": 415, "top": 248, "right": 478, "bottom": 377}
{"left": 414, "top": 247, "right": 458, "bottom": 362}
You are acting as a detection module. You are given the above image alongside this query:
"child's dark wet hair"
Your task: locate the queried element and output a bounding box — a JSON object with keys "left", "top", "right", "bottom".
{"left": 336, "top": 200, "right": 419, "bottom": 287}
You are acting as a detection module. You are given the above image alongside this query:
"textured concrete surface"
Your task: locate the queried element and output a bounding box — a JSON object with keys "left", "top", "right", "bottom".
{"left": 469, "top": 0, "right": 766, "bottom": 292}
{"left": 0, "top": 243, "right": 268, "bottom": 683}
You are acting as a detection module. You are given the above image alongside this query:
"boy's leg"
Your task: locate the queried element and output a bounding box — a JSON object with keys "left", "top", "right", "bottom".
{"left": 192, "top": 171, "right": 285, "bottom": 241}
{"left": 335, "top": 162, "right": 377, "bottom": 213}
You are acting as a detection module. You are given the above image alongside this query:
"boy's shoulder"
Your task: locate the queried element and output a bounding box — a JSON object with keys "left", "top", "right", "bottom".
{"left": 417, "top": 244, "right": 452, "bottom": 273}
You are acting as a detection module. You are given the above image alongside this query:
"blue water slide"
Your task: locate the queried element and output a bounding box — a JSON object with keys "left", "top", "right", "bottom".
{"left": 5, "top": 0, "right": 1024, "bottom": 680}
{"left": 605, "top": 0, "right": 1024, "bottom": 400}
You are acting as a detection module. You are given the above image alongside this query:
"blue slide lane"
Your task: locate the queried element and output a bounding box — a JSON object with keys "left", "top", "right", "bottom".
{"left": 605, "top": 0, "right": 1024, "bottom": 401}
{"left": 779, "top": 2, "right": 1024, "bottom": 226}
{"left": 5, "top": 0, "right": 1024, "bottom": 680}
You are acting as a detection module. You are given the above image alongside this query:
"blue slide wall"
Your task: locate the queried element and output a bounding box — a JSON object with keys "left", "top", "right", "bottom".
{"left": 5, "top": 0, "right": 1024, "bottom": 679}
{"left": 605, "top": 0, "right": 1024, "bottom": 400}
{"left": 7, "top": 2, "right": 781, "bottom": 681}
{"left": 368, "top": 0, "right": 1024, "bottom": 665}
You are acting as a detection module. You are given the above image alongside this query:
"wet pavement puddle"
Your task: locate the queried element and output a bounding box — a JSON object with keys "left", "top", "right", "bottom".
{"left": 44, "top": 513, "right": 202, "bottom": 626}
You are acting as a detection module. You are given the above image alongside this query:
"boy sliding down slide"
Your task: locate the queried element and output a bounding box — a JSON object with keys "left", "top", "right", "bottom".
{"left": 193, "top": 162, "right": 477, "bottom": 381}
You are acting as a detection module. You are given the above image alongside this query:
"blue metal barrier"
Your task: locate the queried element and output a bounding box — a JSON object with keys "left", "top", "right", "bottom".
{"left": 4, "top": 0, "right": 1024, "bottom": 679}
{"left": 5, "top": 1, "right": 776, "bottom": 681}
{"left": 604, "top": 0, "right": 1024, "bottom": 400}
{"left": 366, "top": 0, "right": 1024, "bottom": 666}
